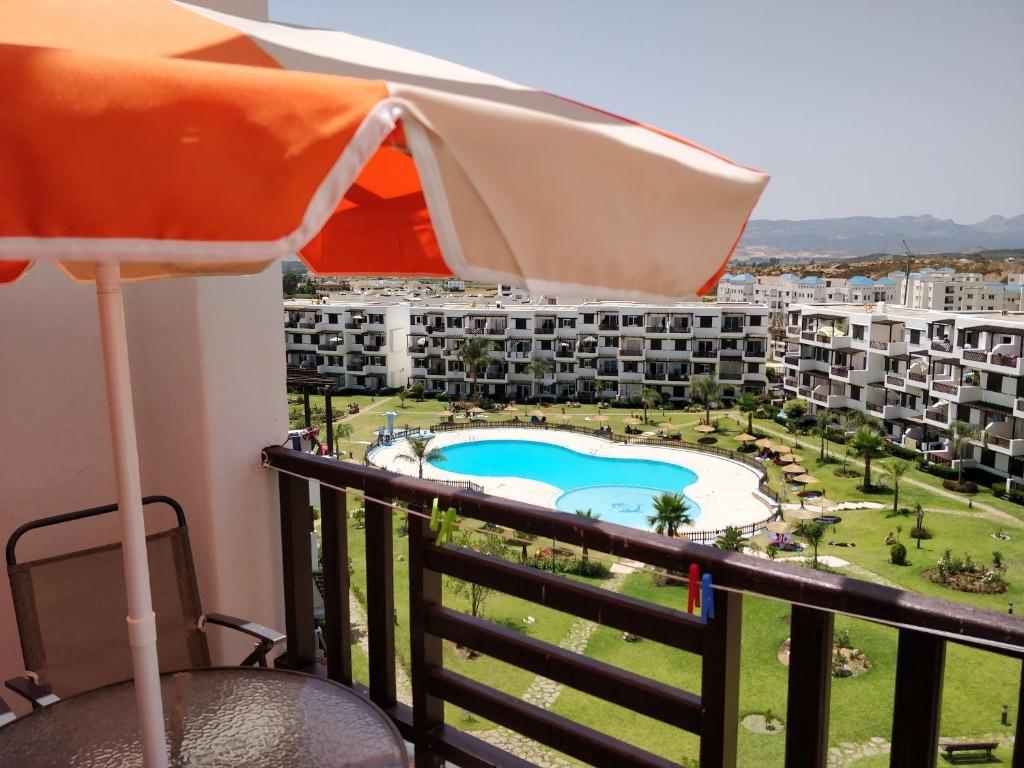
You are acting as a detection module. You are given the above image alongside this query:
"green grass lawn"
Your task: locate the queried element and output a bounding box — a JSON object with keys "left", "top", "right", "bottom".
{"left": 301, "top": 393, "right": 1022, "bottom": 763}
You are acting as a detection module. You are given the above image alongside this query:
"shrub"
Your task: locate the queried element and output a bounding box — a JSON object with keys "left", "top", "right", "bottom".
{"left": 924, "top": 463, "right": 958, "bottom": 480}
{"left": 1008, "top": 489, "right": 1024, "bottom": 506}
{"left": 835, "top": 628, "right": 852, "bottom": 649}
{"left": 523, "top": 554, "right": 609, "bottom": 578}
{"left": 942, "top": 479, "right": 977, "bottom": 493}
{"left": 436, "top": 393, "right": 450, "bottom": 401}
{"left": 887, "top": 444, "right": 918, "bottom": 460}
{"left": 890, "top": 542, "right": 908, "bottom": 565}
{"left": 909, "top": 526, "right": 933, "bottom": 540}
{"left": 993, "top": 550, "right": 1003, "bottom": 569}
{"left": 992, "top": 481, "right": 1007, "bottom": 498}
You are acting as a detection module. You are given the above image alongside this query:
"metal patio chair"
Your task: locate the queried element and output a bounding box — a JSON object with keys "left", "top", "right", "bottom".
{"left": 4, "top": 496, "right": 285, "bottom": 708}
{"left": 0, "top": 692, "right": 14, "bottom": 727}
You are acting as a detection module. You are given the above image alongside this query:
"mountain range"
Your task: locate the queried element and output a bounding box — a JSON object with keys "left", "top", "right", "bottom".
{"left": 737, "top": 214, "right": 1024, "bottom": 257}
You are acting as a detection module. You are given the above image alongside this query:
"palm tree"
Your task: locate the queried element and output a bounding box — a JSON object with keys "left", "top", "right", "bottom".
{"left": 800, "top": 522, "right": 825, "bottom": 569}
{"left": 883, "top": 459, "right": 910, "bottom": 514}
{"left": 949, "top": 420, "right": 981, "bottom": 485}
{"left": 647, "top": 492, "right": 693, "bottom": 538}
{"left": 640, "top": 387, "right": 662, "bottom": 424}
{"left": 526, "top": 355, "right": 553, "bottom": 398}
{"left": 814, "top": 409, "right": 831, "bottom": 461}
{"left": 332, "top": 421, "right": 353, "bottom": 457}
{"left": 714, "top": 526, "right": 749, "bottom": 552}
{"left": 396, "top": 435, "right": 446, "bottom": 479}
{"left": 849, "top": 427, "right": 887, "bottom": 491}
{"left": 458, "top": 338, "right": 491, "bottom": 398}
{"left": 690, "top": 376, "right": 719, "bottom": 426}
{"left": 736, "top": 391, "right": 760, "bottom": 434}
{"left": 575, "top": 509, "right": 600, "bottom": 562}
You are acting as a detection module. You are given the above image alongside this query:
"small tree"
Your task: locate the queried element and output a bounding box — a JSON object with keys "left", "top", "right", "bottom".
{"left": 448, "top": 530, "right": 511, "bottom": 618}
{"left": 332, "top": 421, "right": 353, "bottom": 457}
{"left": 800, "top": 522, "right": 825, "bottom": 568}
{"left": 914, "top": 503, "right": 924, "bottom": 549}
{"left": 736, "top": 391, "right": 760, "bottom": 435}
{"left": 883, "top": 459, "right": 910, "bottom": 514}
{"left": 783, "top": 399, "right": 807, "bottom": 448}
{"left": 410, "top": 382, "right": 425, "bottom": 401}
{"left": 890, "top": 541, "right": 908, "bottom": 566}
{"left": 647, "top": 492, "right": 693, "bottom": 538}
{"left": 640, "top": 387, "right": 662, "bottom": 424}
{"left": 458, "top": 338, "right": 492, "bottom": 398}
{"left": 397, "top": 387, "right": 409, "bottom": 407}
{"left": 396, "top": 435, "right": 446, "bottom": 478}
{"left": 575, "top": 508, "right": 600, "bottom": 562}
{"left": 949, "top": 420, "right": 981, "bottom": 485}
{"left": 814, "top": 409, "right": 831, "bottom": 461}
{"left": 690, "top": 376, "right": 719, "bottom": 426}
{"left": 849, "top": 427, "right": 887, "bottom": 492}
{"left": 714, "top": 526, "right": 749, "bottom": 552}
{"left": 527, "top": 355, "right": 553, "bottom": 397}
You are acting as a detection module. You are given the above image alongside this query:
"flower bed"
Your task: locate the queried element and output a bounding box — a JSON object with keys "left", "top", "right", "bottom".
{"left": 923, "top": 549, "right": 1009, "bottom": 594}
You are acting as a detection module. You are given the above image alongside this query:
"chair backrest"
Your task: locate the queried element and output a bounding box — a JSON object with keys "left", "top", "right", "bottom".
{"left": 6, "top": 496, "right": 210, "bottom": 698}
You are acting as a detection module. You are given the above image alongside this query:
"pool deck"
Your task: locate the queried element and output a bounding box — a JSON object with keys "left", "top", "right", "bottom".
{"left": 370, "top": 428, "right": 774, "bottom": 533}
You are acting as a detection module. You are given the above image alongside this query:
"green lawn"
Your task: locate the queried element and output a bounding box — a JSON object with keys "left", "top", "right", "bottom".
{"left": 301, "top": 393, "right": 1022, "bottom": 763}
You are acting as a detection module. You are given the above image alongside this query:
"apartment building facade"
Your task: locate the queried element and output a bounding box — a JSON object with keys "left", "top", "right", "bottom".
{"left": 284, "top": 300, "right": 411, "bottom": 390}
{"left": 900, "top": 268, "right": 1022, "bottom": 312}
{"left": 782, "top": 303, "right": 1024, "bottom": 491}
{"left": 405, "top": 301, "right": 770, "bottom": 403}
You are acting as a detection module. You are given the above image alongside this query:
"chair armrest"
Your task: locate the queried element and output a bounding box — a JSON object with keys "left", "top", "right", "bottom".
{"left": 203, "top": 613, "right": 286, "bottom": 667}
{"left": 5, "top": 676, "right": 60, "bottom": 709}
{"left": 0, "top": 693, "right": 15, "bottom": 727}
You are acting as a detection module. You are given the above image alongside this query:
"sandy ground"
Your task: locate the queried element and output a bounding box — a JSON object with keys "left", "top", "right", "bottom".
{"left": 370, "top": 428, "right": 774, "bottom": 532}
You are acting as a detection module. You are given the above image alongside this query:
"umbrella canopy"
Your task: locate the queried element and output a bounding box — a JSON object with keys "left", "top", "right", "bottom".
{"left": 778, "top": 453, "right": 802, "bottom": 463}
{"left": 735, "top": 433, "right": 757, "bottom": 442}
{"left": 755, "top": 438, "right": 776, "bottom": 449}
{"left": 781, "top": 464, "right": 806, "bottom": 475}
{"left": 786, "top": 508, "right": 819, "bottom": 521}
{"left": 0, "top": 4, "right": 768, "bottom": 765}
{"left": 770, "top": 443, "right": 791, "bottom": 453}
{"left": 766, "top": 520, "right": 793, "bottom": 535}
{"left": 792, "top": 473, "right": 820, "bottom": 484}
{"left": 502, "top": 404, "right": 520, "bottom": 412}
{"left": 438, "top": 410, "right": 454, "bottom": 417}
{"left": 592, "top": 414, "right": 610, "bottom": 422}
{"left": 694, "top": 424, "right": 716, "bottom": 434}
{"left": 623, "top": 416, "right": 643, "bottom": 425}
{"left": 467, "top": 406, "right": 485, "bottom": 414}
{"left": 659, "top": 421, "right": 677, "bottom": 430}
{"left": 556, "top": 413, "right": 573, "bottom": 421}
{"left": 0, "top": 2, "right": 768, "bottom": 297}
{"left": 529, "top": 409, "right": 547, "bottom": 418}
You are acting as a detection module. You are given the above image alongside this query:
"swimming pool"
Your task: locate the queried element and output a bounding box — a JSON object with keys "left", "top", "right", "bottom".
{"left": 428, "top": 439, "right": 702, "bottom": 529}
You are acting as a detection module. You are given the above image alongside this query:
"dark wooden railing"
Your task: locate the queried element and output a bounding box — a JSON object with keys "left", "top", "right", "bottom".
{"left": 831, "top": 365, "right": 849, "bottom": 378}
{"left": 908, "top": 371, "right": 927, "bottom": 383}
{"left": 932, "top": 381, "right": 958, "bottom": 396}
{"left": 886, "top": 374, "right": 905, "bottom": 387}
{"left": 991, "top": 353, "right": 1019, "bottom": 368}
{"left": 963, "top": 350, "right": 988, "bottom": 363}
{"left": 264, "top": 447, "right": 1024, "bottom": 768}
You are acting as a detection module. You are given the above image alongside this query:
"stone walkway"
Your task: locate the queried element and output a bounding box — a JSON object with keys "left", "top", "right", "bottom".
{"left": 828, "top": 732, "right": 1015, "bottom": 767}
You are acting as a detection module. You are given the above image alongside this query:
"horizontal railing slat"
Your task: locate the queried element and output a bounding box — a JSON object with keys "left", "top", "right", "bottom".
{"left": 427, "top": 667, "right": 679, "bottom": 768}
{"left": 424, "top": 544, "right": 704, "bottom": 653}
{"left": 426, "top": 605, "right": 703, "bottom": 732}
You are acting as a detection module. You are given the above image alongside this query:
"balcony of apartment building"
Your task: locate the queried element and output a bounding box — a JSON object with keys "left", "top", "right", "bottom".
{"left": 555, "top": 368, "right": 577, "bottom": 383}
{"left": 742, "top": 341, "right": 767, "bottom": 360}
{"left": 619, "top": 316, "right": 645, "bottom": 337}
{"left": 576, "top": 336, "right": 598, "bottom": 356}
{"left": 425, "top": 360, "right": 447, "bottom": 377}
{"left": 575, "top": 378, "right": 596, "bottom": 396}
{"left": 810, "top": 379, "right": 848, "bottom": 410}
{"left": 505, "top": 340, "right": 532, "bottom": 360}
{"left": 829, "top": 349, "right": 868, "bottom": 384}
{"left": 575, "top": 363, "right": 597, "bottom": 379}
{"left": 442, "top": 341, "right": 463, "bottom": 357}
{"left": 929, "top": 359, "right": 982, "bottom": 404}
{"left": 555, "top": 319, "right": 577, "bottom": 337}
{"left": 507, "top": 368, "right": 533, "bottom": 384}
{"left": 317, "top": 333, "right": 345, "bottom": 353}
{"left": 645, "top": 343, "right": 688, "bottom": 362}
{"left": 799, "top": 314, "right": 851, "bottom": 349}
{"left": 344, "top": 354, "right": 365, "bottom": 372}
{"left": 692, "top": 318, "right": 719, "bottom": 337}
{"left": 425, "top": 316, "right": 446, "bottom": 335}
{"left": 618, "top": 339, "right": 645, "bottom": 360}
{"left": 532, "top": 344, "right": 556, "bottom": 360}
{"left": 645, "top": 312, "right": 691, "bottom": 335}
{"left": 957, "top": 325, "right": 1024, "bottom": 375}
{"left": 717, "top": 361, "right": 743, "bottom": 383}
{"left": 692, "top": 343, "right": 718, "bottom": 362}
{"left": 866, "top": 319, "right": 907, "bottom": 357}
{"left": 617, "top": 363, "right": 643, "bottom": 383}
{"left": 554, "top": 340, "right": 576, "bottom": 359}
{"left": 596, "top": 337, "right": 618, "bottom": 356}
{"left": 407, "top": 335, "right": 429, "bottom": 354}
{"left": 343, "top": 311, "right": 365, "bottom": 330}
{"left": 718, "top": 340, "right": 743, "bottom": 362}
{"left": 506, "top": 323, "right": 532, "bottom": 339}
{"left": 468, "top": 315, "right": 508, "bottom": 337}
{"left": 362, "top": 359, "right": 389, "bottom": 376}
{"left": 478, "top": 364, "right": 508, "bottom": 382}
{"left": 923, "top": 398, "right": 952, "bottom": 429}
{"left": 644, "top": 363, "right": 668, "bottom": 382}
{"left": 964, "top": 403, "right": 1024, "bottom": 456}
{"left": 597, "top": 313, "right": 620, "bottom": 331}
{"left": 720, "top": 315, "right": 745, "bottom": 336}
{"left": 443, "top": 319, "right": 466, "bottom": 338}
{"left": 362, "top": 314, "right": 387, "bottom": 332}
{"left": 362, "top": 335, "right": 385, "bottom": 353}
{"left": 533, "top": 316, "right": 556, "bottom": 336}
{"left": 596, "top": 358, "right": 618, "bottom": 378}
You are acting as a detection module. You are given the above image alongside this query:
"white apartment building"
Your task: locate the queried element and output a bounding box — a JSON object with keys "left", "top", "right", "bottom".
{"left": 899, "top": 267, "right": 1022, "bottom": 312}
{"left": 284, "top": 300, "right": 411, "bottom": 390}
{"left": 782, "top": 303, "right": 1024, "bottom": 491}
{"left": 405, "top": 301, "right": 770, "bottom": 403}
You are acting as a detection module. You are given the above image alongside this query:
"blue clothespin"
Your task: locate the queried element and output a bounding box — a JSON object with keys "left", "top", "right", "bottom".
{"left": 700, "top": 573, "right": 715, "bottom": 624}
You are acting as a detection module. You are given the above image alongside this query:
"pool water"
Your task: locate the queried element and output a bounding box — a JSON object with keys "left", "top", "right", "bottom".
{"left": 428, "top": 439, "right": 701, "bottom": 529}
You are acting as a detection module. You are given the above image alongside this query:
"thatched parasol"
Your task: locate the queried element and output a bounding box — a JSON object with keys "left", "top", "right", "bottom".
{"left": 468, "top": 406, "right": 485, "bottom": 414}
{"left": 735, "top": 433, "right": 757, "bottom": 442}
{"left": 755, "top": 438, "right": 775, "bottom": 449}
{"left": 592, "top": 413, "right": 610, "bottom": 422}
{"left": 766, "top": 520, "right": 793, "bottom": 535}
{"left": 624, "top": 416, "right": 643, "bottom": 425}
{"left": 694, "top": 424, "right": 716, "bottom": 434}
{"left": 806, "top": 496, "right": 836, "bottom": 510}
{"left": 786, "top": 508, "right": 819, "bottom": 521}
{"left": 438, "top": 410, "right": 454, "bottom": 417}
{"left": 528, "top": 409, "right": 546, "bottom": 417}
{"left": 778, "top": 453, "right": 802, "bottom": 463}
{"left": 791, "top": 473, "right": 819, "bottom": 485}
{"left": 781, "top": 463, "right": 806, "bottom": 475}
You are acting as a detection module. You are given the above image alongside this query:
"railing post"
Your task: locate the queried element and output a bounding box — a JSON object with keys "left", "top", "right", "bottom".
{"left": 785, "top": 606, "right": 834, "bottom": 768}
{"left": 365, "top": 487, "right": 397, "bottom": 708}
{"left": 409, "top": 507, "right": 444, "bottom": 767}
{"left": 889, "top": 629, "right": 945, "bottom": 768}
{"left": 1015, "top": 661, "right": 1024, "bottom": 768}
{"left": 321, "top": 487, "right": 351, "bottom": 685}
{"left": 276, "top": 472, "right": 316, "bottom": 670}
{"left": 700, "top": 587, "right": 742, "bottom": 768}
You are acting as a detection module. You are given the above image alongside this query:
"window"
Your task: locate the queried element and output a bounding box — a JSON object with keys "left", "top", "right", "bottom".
{"left": 622, "top": 315, "right": 643, "bottom": 327}
{"left": 910, "top": 329, "right": 920, "bottom": 344}
{"left": 675, "top": 339, "right": 687, "bottom": 351}
{"left": 747, "top": 315, "right": 762, "bottom": 326}
{"left": 649, "top": 339, "right": 662, "bottom": 350}
{"left": 699, "top": 315, "right": 713, "bottom": 328}
{"left": 327, "top": 313, "right": 339, "bottom": 324}
{"left": 582, "top": 313, "right": 595, "bottom": 324}
{"left": 849, "top": 385, "right": 861, "bottom": 401}
{"left": 746, "top": 363, "right": 759, "bottom": 373}
{"left": 987, "top": 373, "right": 1003, "bottom": 393}
{"left": 852, "top": 325, "right": 865, "bottom": 340}
{"left": 559, "top": 317, "right": 576, "bottom": 328}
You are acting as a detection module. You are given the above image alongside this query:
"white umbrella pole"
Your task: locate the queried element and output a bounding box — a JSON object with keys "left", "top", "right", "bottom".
{"left": 95, "top": 263, "right": 169, "bottom": 768}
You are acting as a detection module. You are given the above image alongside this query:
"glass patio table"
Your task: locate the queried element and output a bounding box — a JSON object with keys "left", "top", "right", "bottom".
{"left": 0, "top": 667, "right": 409, "bottom": 767}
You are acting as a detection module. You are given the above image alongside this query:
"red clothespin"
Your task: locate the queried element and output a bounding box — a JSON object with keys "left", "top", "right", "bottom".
{"left": 687, "top": 562, "right": 701, "bottom": 614}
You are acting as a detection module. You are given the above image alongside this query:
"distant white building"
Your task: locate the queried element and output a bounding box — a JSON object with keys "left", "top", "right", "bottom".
{"left": 446, "top": 278, "right": 466, "bottom": 292}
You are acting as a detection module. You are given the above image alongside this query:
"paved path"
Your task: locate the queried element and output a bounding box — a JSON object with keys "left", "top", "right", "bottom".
{"left": 827, "top": 732, "right": 1015, "bottom": 767}
{"left": 729, "top": 413, "right": 1024, "bottom": 528}
{"left": 348, "top": 588, "right": 413, "bottom": 705}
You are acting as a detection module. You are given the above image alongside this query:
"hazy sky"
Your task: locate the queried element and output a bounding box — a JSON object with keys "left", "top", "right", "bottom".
{"left": 270, "top": 1, "right": 1023, "bottom": 223}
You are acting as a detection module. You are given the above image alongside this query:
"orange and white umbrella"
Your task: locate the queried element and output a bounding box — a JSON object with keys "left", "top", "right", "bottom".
{"left": 0, "top": 3, "right": 768, "bottom": 764}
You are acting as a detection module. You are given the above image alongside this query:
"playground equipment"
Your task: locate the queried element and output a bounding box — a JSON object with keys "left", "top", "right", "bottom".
{"left": 285, "top": 426, "right": 328, "bottom": 456}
